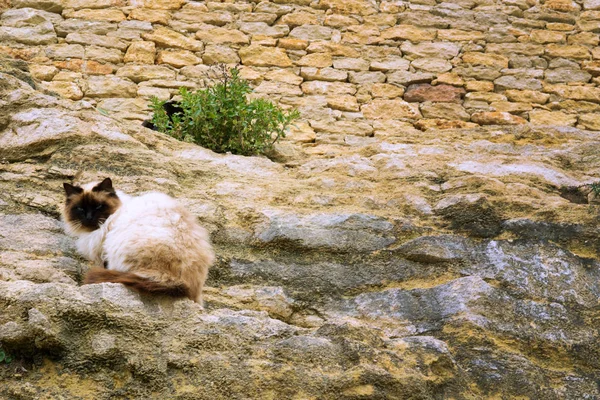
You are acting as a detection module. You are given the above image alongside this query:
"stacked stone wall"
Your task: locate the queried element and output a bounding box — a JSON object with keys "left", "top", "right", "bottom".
{"left": 2, "top": 0, "right": 600, "bottom": 139}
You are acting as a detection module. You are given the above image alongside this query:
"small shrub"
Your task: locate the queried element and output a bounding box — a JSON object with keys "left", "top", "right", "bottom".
{"left": 149, "top": 66, "right": 300, "bottom": 156}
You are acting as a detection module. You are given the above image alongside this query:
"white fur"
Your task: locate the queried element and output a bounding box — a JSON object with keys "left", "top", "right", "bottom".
{"left": 68, "top": 189, "right": 213, "bottom": 275}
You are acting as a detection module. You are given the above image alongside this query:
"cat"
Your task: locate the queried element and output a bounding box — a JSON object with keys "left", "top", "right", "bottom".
{"left": 142, "top": 100, "right": 182, "bottom": 131}
{"left": 62, "top": 178, "right": 214, "bottom": 305}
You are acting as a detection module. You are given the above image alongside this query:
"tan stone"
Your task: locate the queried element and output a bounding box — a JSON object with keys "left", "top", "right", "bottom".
{"left": 44, "top": 81, "right": 83, "bottom": 100}
{"left": 490, "top": 101, "right": 532, "bottom": 113}
{"left": 240, "top": 12, "right": 278, "bottom": 24}
{"left": 195, "top": 28, "right": 249, "bottom": 44}
{"left": 543, "top": 83, "right": 600, "bottom": 102}
{"left": 284, "top": 121, "right": 316, "bottom": 143}
{"left": 583, "top": 60, "right": 600, "bottom": 76}
{"left": 327, "top": 95, "right": 359, "bottom": 112}
{"left": 64, "top": 9, "right": 126, "bottom": 22}
{"left": 85, "top": 75, "right": 137, "bottom": 97}
{"left": 203, "top": 45, "right": 240, "bottom": 64}
{"left": 415, "top": 119, "right": 478, "bottom": 131}
{"left": 52, "top": 71, "right": 82, "bottom": 81}
{"left": 348, "top": 71, "right": 385, "bottom": 84}
{"left": 546, "top": 22, "right": 574, "bottom": 31}
{"left": 65, "top": 0, "right": 124, "bottom": 10}
{"left": 370, "top": 57, "right": 410, "bottom": 71}
{"left": 128, "top": 8, "right": 170, "bottom": 25}
{"left": 116, "top": 65, "right": 176, "bottom": 83}
{"left": 319, "top": 0, "right": 378, "bottom": 15}
{"left": 253, "top": 81, "right": 302, "bottom": 96}
{"left": 173, "top": 10, "right": 233, "bottom": 26}
{"left": 411, "top": 58, "right": 452, "bottom": 73}
{"left": 142, "top": 26, "right": 204, "bottom": 51}
{"left": 300, "top": 67, "right": 348, "bottom": 82}
{"left": 529, "top": 110, "right": 577, "bottom": 126}
{"left": 530, "top": 30, "right": 566, "bottom": 43}
{"left": 124, "top": 41, "right": 155, "bottom": 64}
{"left": 381, "top": 25, "right": 436, "bottom": 42}
{"left": 324, "top": 14, "right": 359, "bottom": 27}
{"left": 306, "top": 42, "right": 360, "bottom": 57}
{"left": 239, "top": 45, "right": 292, "bottom": 67}
{"left": 505, "top": 90, "right": 550, "bottom": 104}
{"left": 466, "top": 81, "right": 494, "bottom": 92}
{"left": 364, "top": 14, "right": 396, "bottom": 26}
{"left": 434, "top": 73, "right": 465, "bottom": 87}
{"left": 251, "top": 35, "right": 277, "bottom": 47}
{"left": 568, "top": 32, "right": 600, "bottom": 46}
{"left": 544, "top": 0, "right": 580, "bottom": 12}
{"left": 546, "top": 44, "right": 591, "bottom": 59}
{"left": 301, "top": 81, "right": 356, "bottom": 95}
{"left": 137, "top": 86, "right": 171, "bottom": 100}
{"left": 361, "top": 99, "right": 420, "bottom": 119}
{"left": 486, "top": 43, "right": 545, "bottom": 56}
{"left": 278, "top": 38, "right": 308, "bottom": 50}
{"left": 371, "top": 83, "right": 404, "bottom": 98}
{"left": 265, "top": 69, "right": 303, "bottom": 85}
{"left": 85, "top": 46, "right": 123, "bottom": 64}
{"left": 465, "top": 92, "right": 507, "bottom": 102}
{"left": 437, "top": 29, "right": 485, "bottom": 41}
{"left": 280, "top": 12, "right": 319, "bottom": 27}
{"left": 578, "top": 113, "right": 600, "bottom": 130}
{"left": 296, "top": 53, "right": 333, "bottom": 68}
{"left": 342, "top": 32, "right": 382, "bottom": 45}
{"left": 310, "top": 119, "right": 374, "bottom": 136}
{"left": 55, "top": 59, "right": 113, "bottom": 75}
{"left": 462, "top": 52, "right": 509, "bottom": 69}
{"left": 66, "top": 33, "right": 128, "bottom": 51}
{"left": 29, "top": 64, "right": 58, "bottom": 81}
{"left": 333, "top": 57, "right": 369, "bottom": 71}
{"left": 130, "top": 0, "right": 185, "bottom": 9}
{"left": 206, "top": 2, "right": 251, "bottom": 12}
{"left": 157, "top": 50, "right": 201, "bottom": 67}
{"left": 471, "top": 112, "right": 527, "bottom": 125}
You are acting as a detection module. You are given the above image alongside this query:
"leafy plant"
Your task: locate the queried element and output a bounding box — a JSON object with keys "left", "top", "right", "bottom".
{"left": 591, "top": 182, "right": 600, "bottom": 196}
{"left": 0, "top": 348, "right": 13, "bottom": 364}
{"left": 149, "top": 66, "right": 300, "bottom": 156}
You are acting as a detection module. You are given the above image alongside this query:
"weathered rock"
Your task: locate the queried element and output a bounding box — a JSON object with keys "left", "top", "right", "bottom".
{"left": 529, "top": 110, "right": 577, "bottom": 126}
{"left": 0, "top": 21, "right": 57, "bottom": 45}
{"left": 66, "top": 32, "right": 128, "bottom": 51}
{"left": 404, "top": 84, "right": 466, "bottom": 103}
{"left": 239, "top": 45, "right": 292, "bottom": 67}
{"left": 84, "top": 75, "right": 137, "bottom": 97}
{"left": 123, "top": 41, "right": 155, "bottom": 64}
{"left": 203, "top": 45, "right": 240, "bottom": 64}
{"left": 471, "top": 111, "right": 527, "bottom": 125}
{"left": 421, "top": 102, "right": 470, "bottom": 121}
{"left": 361, "top": 99, "right": 421, "bottom": 119}
{"left": 142, "top": 26, "right": 204, "bottom": 51}
{"left": 116, "top": 65, "right": 176, "bottom": 83}
{"left": 195, "top": 27, "right": 249, "bottom": 44}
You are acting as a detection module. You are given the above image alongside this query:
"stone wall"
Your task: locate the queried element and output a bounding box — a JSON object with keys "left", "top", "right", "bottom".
{"left": 2, "top": 0, "right": 600, "bottom": 137}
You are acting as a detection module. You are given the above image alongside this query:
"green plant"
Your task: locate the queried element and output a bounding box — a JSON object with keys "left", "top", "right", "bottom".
{"left": 591, "top": 182, "right": 600, "bottom": 196}
{"left": 149, "top": 66, "right": 300, "bottom": 156}
{"left": 0, "top": 348, "right": 13, "bottom": 364}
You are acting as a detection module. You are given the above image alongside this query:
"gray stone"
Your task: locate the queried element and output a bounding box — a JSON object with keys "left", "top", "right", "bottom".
{"left": 420, "top": 102, "right": 470, "bottom": 121}
{"left": 494, "top": 75, "right": 542, "bottom": 91}
{"left": 254, "top": 210, "right": 396, "bottom": 252}
{"left": 544, "top": 69, "right": 592, "bottom": 84}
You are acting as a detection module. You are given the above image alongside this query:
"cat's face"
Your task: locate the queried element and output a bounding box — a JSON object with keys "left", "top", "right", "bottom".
{"left": 63, "top": 178, "right": 121, "bottom": 233}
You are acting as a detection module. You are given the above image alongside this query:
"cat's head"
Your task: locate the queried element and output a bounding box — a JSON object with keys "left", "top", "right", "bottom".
{"left": 62, "top": 178, "right": 122, "bottom": 234}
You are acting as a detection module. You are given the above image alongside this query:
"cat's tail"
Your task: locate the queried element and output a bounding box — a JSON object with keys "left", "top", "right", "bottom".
{"left": 84, "top": 268, "right": 190, "bottom": 298}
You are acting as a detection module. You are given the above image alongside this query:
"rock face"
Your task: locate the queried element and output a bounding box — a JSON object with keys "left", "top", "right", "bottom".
{"left": 1, "top": 60, "right": 600, "bottom": 399}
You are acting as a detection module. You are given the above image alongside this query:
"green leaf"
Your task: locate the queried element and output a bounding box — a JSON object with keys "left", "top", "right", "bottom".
{"left": 96, "top": 107, "right": 109, "bottom": 116}
{"left": 0, "top": 350, "right": 5, "bottom": 362}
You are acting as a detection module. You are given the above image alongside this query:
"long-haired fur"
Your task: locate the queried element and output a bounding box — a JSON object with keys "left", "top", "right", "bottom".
{"left": 62, "top": 178, "right": 214, "bottom": 304}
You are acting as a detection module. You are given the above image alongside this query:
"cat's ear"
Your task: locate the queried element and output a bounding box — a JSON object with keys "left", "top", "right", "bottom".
{"left": 93, "top": 178, "right": 115, "bottom": 193}
{"left": 63, "top": 183, "right": 83, "bottom": 197}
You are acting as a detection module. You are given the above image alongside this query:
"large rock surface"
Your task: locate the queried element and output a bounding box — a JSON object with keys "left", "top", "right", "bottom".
{"left": 1, "top": 65, "right": 600, "bottom": 399}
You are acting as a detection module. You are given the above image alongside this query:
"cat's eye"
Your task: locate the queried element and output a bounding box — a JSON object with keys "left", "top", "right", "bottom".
{"left": 75, "top": 206, "right": 84, "bottom": 212}
{"left": 95, "top": 205, "right": 104, "bottom": 210}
